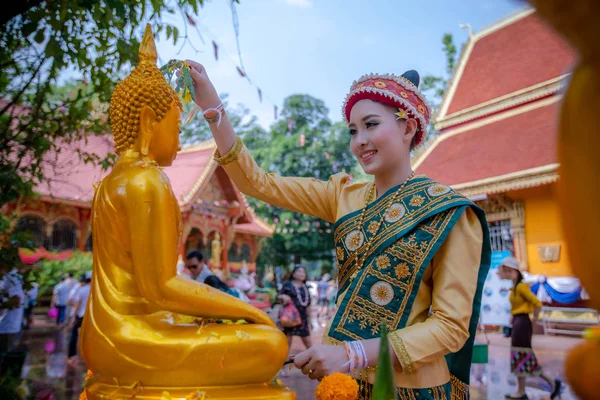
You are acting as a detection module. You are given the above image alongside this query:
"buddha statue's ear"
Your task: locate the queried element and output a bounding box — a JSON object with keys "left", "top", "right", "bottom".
{"left": 139, "top": 106, "right": 157, "bottom": 156}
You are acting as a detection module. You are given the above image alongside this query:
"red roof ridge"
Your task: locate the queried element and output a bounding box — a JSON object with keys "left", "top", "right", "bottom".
{"left": 435, "top": 74, "right": 568, "bottom": 130}
{"left": 436, "top": 7, "right": 574, "bottom": 121}
{"left": 454, "top": 164, "right": 559, "bottom": 198}
{"left": 473, "top": 7, "right": 535, "bottom": 42}
{"left": 178, "top": 157, "right": 217, "bottom": 209}
{"left": 413, "top": 95, "right": 561, "bottom": 170}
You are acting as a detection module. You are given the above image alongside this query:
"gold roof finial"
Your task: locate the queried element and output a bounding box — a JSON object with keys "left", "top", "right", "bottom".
{"left": 139, "top": 23, "right": 157, "bottom": 65}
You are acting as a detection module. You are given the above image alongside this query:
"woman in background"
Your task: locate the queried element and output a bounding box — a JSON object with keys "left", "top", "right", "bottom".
{"left": 278, "top": 266, "right": 311, "bottom": 351}
{"left": 498, "top": 256, "right": 561, "bottom": 400}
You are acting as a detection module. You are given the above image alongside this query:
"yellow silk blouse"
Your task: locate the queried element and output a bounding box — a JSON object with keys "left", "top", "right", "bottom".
{"left": 214, "top": 138, "right": 484, "bottom": 389}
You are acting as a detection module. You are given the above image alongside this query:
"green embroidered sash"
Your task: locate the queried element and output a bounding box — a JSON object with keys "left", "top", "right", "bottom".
{"left": 329, "top": 176, "right": 491, "bottom": 397}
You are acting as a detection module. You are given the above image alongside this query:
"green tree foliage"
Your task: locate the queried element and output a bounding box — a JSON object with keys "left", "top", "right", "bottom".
{"left": 28, "top": 251, "right": 93, "bottom": 297}
{"left": 180, "top": 93, "right": 267, "bottom": 146}
{"left": 0, "top": 0, "right": 236, "bottom": 307}
{"left": 0, "top": 0, "right": 231, "bottom": 207}
{"left": 421, "top": 33, "right": 458, "bottom": 109}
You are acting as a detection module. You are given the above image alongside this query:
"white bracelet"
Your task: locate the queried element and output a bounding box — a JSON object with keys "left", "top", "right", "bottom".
{"left": 202, "top": 102, "right": 225, "bottom": 126}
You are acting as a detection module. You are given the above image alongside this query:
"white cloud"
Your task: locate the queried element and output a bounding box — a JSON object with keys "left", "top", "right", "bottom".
{"left": 285, "top": 0, "right": 312, "bottom": 8}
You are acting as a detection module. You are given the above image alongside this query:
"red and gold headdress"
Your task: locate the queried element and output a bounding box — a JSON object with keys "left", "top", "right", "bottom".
{"left": 342, "top": 70, "right": 431, "bottom": 147}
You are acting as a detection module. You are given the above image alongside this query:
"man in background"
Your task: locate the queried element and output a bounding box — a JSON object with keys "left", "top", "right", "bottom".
{"left": 0, "top": 267, "right": 24, "bottom": 353}
{"left": 184, "top": 251, "right": 213, "bottom": 284}
{"left": 67, "top": 272, "right": 91, "bottom": 363}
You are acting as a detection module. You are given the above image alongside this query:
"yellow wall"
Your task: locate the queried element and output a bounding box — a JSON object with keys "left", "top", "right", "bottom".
{"left": 511, "top": 185, "right": 573, "bottom": 277}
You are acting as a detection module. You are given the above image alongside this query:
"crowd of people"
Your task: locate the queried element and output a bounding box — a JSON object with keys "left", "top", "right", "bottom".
{"left": 0, "top": 268, "right": 92, "bottom": 365}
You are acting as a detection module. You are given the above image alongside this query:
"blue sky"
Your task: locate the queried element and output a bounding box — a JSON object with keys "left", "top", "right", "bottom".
{"left": 156, "top": 0, "right": 523, "bottom": 128}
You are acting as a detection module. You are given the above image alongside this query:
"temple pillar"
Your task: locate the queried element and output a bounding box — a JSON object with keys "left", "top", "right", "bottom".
{"left": 511, "top": 200, "right": 528, "bottom": 271}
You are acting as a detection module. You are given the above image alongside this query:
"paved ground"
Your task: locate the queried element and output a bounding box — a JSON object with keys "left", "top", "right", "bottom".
{"left": 13, "top": 313, "right": 582, "bottom": 399}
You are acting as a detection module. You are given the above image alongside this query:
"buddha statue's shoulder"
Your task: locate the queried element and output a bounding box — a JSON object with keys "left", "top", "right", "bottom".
{"left": 113, "top": 163, "right": 175, "bottom": 200}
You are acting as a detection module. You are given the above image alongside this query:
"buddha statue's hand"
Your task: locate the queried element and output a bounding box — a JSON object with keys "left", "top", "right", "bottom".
{"left": 247, "top": 305, "right": 277, "bottom": 327}
{"left": 186, "top": 60, "right": 221, "bottom": 110}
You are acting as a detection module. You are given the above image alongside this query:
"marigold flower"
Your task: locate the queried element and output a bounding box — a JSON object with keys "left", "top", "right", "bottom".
{"left": 85, "top": 370, "right": 93, "bottom": 382}
{"left": 315, "top": 373, "right": 359, "bottom": 400}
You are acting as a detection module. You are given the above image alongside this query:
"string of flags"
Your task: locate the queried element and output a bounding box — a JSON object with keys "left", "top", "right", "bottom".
{"left": 183, "top": 5, "right": 280, "bottom": 121}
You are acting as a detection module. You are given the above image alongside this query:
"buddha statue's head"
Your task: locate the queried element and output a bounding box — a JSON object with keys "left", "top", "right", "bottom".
{"left": 110, "top": 24, "right": 183, "bottom": 166}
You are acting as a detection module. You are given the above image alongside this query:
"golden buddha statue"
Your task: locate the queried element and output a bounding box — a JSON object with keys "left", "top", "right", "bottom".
{"left": 81, "top": 25, "right": 292, "bottom": 400}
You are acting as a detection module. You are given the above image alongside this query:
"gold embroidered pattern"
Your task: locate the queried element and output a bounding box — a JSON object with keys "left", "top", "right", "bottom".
{"left": 418, "top": 104, "right": 426, "bottom": 114}
{"left": 367, "top": 221, "right": 379, "bottom": 235}
{"left": 336, "top": 246, "right": 345, "bottom": 262}
{"left": 388, "top": 331, "right": 414, "bottom": 373}
{"left": 427, "top": 184, "right": 451, "bottom": 197}
{"left": 332, "top": 209, "right": 460, "bottom": 341}
{"left": 450, "top": 375, "right": 469, "bottom": 400}
{"left": 384, "top": 203, "right": 406, "bottom": 223}
{"left": 394, "top": 262, "right": 411, "bottom": 279}
{"left": 374, "top": 81, "right": 387, "bottom": 88}
{"left": 345, "top": 230, "right": 364, "bottom": 252}
{"left": 213, "top": 137, "right": 243, "bottom": 166}
{"left": 370, "top": 281, "right": 394, "bottom": 306}
{"left": 409, "top": 194, "right": 425, "bottom": 207}
{"left": 400, "top": 91, "right": 409, "bottom": 99}
{"left": 375, "top": 254, "right": 391, "bottom": 270}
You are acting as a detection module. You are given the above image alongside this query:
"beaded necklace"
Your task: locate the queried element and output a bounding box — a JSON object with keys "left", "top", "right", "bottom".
{"left": 294, "top": 283, "right": 310, "bottom": 307}
{"left": 348, "top": 172, "right": 415, "bottom": 280}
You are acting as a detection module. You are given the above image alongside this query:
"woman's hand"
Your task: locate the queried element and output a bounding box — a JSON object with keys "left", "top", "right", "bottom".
{"left": 278, "top": 294, "right": 292, "bottom": 305}
{"left": 293, "top": 344, "right": 349, "bottom": 380}
{"left": 186, "top": 60, "right": 221, "bottom": 110}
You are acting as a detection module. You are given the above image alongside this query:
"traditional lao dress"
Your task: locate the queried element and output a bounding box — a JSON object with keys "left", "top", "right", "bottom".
{"left": 215, "top": 138, "right": 491, "bottom": 399}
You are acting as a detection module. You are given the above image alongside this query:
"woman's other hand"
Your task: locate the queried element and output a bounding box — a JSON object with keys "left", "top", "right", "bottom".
{"left": 293, "top": 344, "right": 349, "bottom": 380}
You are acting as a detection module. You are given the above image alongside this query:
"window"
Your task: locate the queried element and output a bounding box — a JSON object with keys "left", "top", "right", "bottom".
{"left": 49, "top": 220, "right": 78, "bottom": 251}
{"left": 228, "top": 243, "right": 240, "bottom": 262}
{"left": 240, "top": 243, "right": 251, "bottom": 262}
{"left": 16, "top": 216, "right": 46, "bottom": 248}
{"left": 185, "top": 228, "right": 204, "bottom": 255}
{"left": 489, "top": 220, "right": 514, "bottom": 253}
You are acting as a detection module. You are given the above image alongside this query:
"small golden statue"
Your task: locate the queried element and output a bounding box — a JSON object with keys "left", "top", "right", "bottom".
{"left": 211, "top": 232, "right": 222, "bottom": 267}
{"left": 81, "top": 25, "right": 291, "bottom": 399}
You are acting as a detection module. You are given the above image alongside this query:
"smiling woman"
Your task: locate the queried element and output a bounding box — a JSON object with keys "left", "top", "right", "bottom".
{"left": 188, "top": 60, "right": 492, "bottom": 399}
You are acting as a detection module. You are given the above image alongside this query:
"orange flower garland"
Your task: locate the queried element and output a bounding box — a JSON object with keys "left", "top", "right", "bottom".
{"left": 315, "top": 373, "right": 359, "bottom": 400}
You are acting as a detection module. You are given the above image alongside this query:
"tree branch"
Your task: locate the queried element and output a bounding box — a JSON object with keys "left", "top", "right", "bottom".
{"left": 0, "top": 57, "right": 45, "bottom": 116}
{"left": 0, "top": 0, "right": 46, "bottom": 26}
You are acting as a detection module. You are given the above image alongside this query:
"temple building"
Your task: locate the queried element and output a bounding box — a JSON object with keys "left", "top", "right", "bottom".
{"left": 5, "top": 137, "right": 272, "bottom": 275}
{"left": 414, "top": 8, "right": 575, "bottom": 278}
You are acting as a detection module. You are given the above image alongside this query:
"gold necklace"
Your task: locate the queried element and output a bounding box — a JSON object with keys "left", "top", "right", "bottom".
{"left": 347, "top": 171, "right": 415, "bottom": 280}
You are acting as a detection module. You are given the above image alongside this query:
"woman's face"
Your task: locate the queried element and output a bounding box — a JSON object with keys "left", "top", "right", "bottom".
{"left": 348, "top": 100, "right": 416, "bottom": 176}
{"left": 293, "top": 267, "right": 307, "bottom": 281}
{"left": 497, "top": 266, "right": 516, "bottom": 280}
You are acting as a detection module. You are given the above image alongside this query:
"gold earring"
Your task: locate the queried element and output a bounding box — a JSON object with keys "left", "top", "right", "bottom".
{"left": 403, "top": 138, "right": 409, "bottom": 143}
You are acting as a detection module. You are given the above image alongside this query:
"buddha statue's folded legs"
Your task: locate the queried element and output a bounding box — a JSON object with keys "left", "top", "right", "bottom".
{"left": 82, "top": 312, "right": 288, "bottom": 387}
